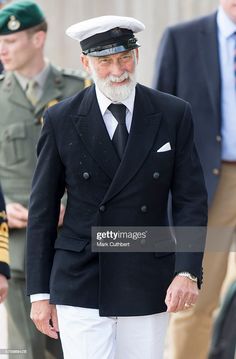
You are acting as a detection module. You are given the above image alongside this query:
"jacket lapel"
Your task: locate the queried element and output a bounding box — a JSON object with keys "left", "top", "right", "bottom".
{"left": 102, "top": 84, "right": 162, "bottom": 204}
{"left": 199, "top": 13, "right": 221, "bottom": 127}
{"left": 72, "top": 85, "right": 120, "bottom": 180}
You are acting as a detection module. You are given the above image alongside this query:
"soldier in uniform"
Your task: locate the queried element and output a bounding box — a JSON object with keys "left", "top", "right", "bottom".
{"left": 0, "top": 0, "right": 11, "bottom": 73}
{"left": 0, "top": 184, "right": 10, "bottom": 303}
{"left": 0, "top": 1, "right": 89, "bottom": 358}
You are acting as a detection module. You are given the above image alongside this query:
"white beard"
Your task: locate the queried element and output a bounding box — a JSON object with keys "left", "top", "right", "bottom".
{"left": 88, "top": 58, "right": 137, "bottom": 102}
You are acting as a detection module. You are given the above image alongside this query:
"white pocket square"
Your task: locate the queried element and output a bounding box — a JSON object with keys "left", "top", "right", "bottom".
{"left": 156, "top": 142, "right": 171, "bottom": 153}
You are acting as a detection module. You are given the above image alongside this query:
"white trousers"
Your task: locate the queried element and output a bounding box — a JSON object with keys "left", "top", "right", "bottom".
{"left": 57, "top": 305, "right": 169, "bottom": 359}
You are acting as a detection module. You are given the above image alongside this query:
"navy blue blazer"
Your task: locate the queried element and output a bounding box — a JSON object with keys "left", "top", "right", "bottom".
{"left": 153, "top": 13, "right": 221, "bottom": 204}
{"left": 26, "top": 84, "right": 207, "bottom": 316}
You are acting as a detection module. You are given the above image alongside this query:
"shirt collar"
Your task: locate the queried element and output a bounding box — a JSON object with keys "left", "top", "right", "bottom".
{"left": 95, "top": 84, "right": 136, "bottom": 116}
{"left": 14, "top": 59, "right": 51, "bottom": 91}
{"left": 217, "top": 6, "right": 236, "bottom": 38}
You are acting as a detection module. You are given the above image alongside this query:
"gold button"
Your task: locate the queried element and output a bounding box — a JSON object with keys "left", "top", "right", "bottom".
{"left": 212, "top": 168, "right": 220, "bottom": 176}
{"left": 216, "top": 135, "right": 221, "bottom": 143}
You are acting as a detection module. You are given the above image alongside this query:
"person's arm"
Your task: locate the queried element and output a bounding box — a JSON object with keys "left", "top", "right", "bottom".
{"left": 165, "top": 103, "right": 208, "bottom": 312}
{"left": 152, "top": 28, "right": 177, "bottom": 95}
{"left": 0, "top": 187, "right": 10, "bottom": 303}
{"left": 26, "top": 111, "right": 65, "bottom": 337}
{"left": 5, "top": 201, "right": 64, "bottom": 229}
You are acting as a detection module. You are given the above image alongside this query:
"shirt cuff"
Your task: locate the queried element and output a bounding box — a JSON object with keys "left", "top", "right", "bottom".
{"left": 30, "top": 293, "right": 50, "bottom": 302}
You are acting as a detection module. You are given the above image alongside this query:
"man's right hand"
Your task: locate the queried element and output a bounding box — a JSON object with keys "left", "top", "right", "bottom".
{"left": 30, "top": 300, "right": 59, "bottom": 339}
{"left": 0, "top": 274, "right": 8, "bottom": 303}
{"left": 6, "top": 203, "right": 28, "bottom": 228}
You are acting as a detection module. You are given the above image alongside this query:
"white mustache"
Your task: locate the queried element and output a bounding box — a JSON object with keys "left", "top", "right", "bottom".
{"left": 108, "top": 72, "right": 129, "bottom": 83}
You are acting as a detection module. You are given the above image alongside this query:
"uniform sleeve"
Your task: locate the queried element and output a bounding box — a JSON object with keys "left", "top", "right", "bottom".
{"left": 26, "top": 111, "right": 65, "bottom": 295}
{"left": 0, "top": 186, "right": 10, "bottom": 279}
{"left": 152, "top": 28, "right": 177, "bottom": 95}
{"left": 171, "top": 103, "right": 208, "bottom": 287}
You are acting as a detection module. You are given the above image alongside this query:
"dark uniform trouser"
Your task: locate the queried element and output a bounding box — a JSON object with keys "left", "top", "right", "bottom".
{"left": 5, "top": 277, "right": 63, "bottom": 359}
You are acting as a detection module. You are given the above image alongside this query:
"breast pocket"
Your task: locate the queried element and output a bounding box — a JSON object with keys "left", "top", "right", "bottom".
{"left": 154, "top": 149, "right": 174, "bottom": 158}
{"left": 149, "top": 149, "right": 175, "bottom": 173}
{"left": 0, "top": 124, "right": 26, "bottom": 166}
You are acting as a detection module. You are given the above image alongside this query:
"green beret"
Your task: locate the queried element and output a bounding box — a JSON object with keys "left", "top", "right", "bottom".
{"left": 0, "top": 0, "right": 45, "bottom": 35}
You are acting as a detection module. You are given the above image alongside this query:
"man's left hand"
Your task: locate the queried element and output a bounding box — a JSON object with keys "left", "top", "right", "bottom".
{"left": 165, "top": 275, "right": 199, "bottom": 312}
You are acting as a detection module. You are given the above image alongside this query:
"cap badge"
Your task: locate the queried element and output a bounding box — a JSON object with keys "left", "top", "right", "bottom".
{"left": 7, "top": 15, "right": 21, "bottom": 31}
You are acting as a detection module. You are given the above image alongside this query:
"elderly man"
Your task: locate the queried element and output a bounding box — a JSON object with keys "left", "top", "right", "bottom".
{"left": 26, "top": 15, "right": 207, "bottom": 359}
{"left": 153, "top": 0, "right": 236, "bottom": 358}
{"left": 0, "top": 1, "right": 88, "bottom": 358}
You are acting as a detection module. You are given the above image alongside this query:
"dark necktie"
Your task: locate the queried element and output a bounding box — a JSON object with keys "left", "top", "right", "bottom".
{"left": 108, "top": 104, "right": 128, "bottom": 159}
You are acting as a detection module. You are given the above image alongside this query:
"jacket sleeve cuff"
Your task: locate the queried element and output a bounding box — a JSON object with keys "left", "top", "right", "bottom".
{"left": 0, "top": 262, "right": 10, "bottom": 279}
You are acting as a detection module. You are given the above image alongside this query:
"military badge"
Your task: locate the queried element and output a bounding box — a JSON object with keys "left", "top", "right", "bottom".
{"left": 7, "top": 16, "right": 21, "bottom": 31}
{"left": 46, "top": 99, "right": 59, "bottom": 109}
{"left": 39, "top": 99, "right": 60, "bottom": 126}
{"left": 84, "top": 78, "right": 92, "bottom": 88}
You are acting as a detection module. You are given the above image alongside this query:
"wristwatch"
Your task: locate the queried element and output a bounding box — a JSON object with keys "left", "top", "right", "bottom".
{"left": 177, "top": 272, "right": 198, "bottom": 283}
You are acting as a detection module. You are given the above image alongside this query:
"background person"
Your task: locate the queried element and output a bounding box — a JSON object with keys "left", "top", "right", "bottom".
{"left": 0, "top": 1, "right": 88, "bottom": 358}
{"left": 0, "top": 184, "right": 10, "bottom": 304}
{"left": 0, "top": 0, "right": 11, "bottom": 74}
{"left": 153, "top": 0, "right": 236, "bottom": 358}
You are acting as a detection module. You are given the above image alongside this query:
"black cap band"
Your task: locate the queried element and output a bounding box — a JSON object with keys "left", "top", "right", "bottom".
{"left": 81, "top": 27, "right": 139, "bottom": 56}
{"left": 82, "top": 37, "right": 139, "bottom": 56}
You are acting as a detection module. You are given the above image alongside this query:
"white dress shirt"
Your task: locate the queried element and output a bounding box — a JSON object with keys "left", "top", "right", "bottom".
{"left": 95, "top": 84, "right": 135, "bottom": 138}
{"left": 30, "top": 84, "right": 136, "bottom": 303}
{"left": 217, "top": 6, "right": 236, "bottom": 160}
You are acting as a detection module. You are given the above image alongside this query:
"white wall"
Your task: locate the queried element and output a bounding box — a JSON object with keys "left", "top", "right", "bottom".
{"left": 35, "top": 0, "right": 219, "bottom": 86}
